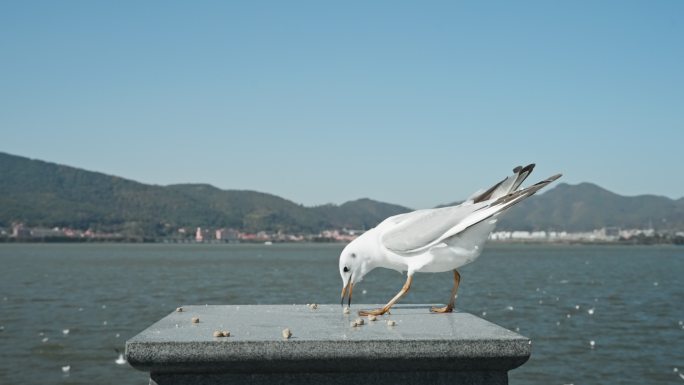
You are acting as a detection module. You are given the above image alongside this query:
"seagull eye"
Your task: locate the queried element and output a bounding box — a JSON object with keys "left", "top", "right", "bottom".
{"left": 351, "top": 253, "right": 356, "bottom": 258}
{"left": 343, "top": 266, "right": 349, "bottom": 273}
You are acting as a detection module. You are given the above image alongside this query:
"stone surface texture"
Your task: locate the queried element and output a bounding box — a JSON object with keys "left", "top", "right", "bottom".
{"left": 127, "top": 304, "right": 530, "bottom": 384}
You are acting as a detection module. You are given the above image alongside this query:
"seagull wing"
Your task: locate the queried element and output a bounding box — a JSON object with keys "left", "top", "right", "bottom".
{"left": 382, "top": 173, "right": 562, "bottom": 254}
{"left": 380, "top": 203, "right": 489, "bottom": 253}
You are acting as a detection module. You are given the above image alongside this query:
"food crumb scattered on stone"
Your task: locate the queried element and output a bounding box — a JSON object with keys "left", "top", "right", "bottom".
{"left": 351, "top": 321, "right": 359, "bottom": 327}
{"left": 368, "top": 315, "right": 377, "bottom": 321}
{"left": 343, "top": 306, "right": 350, "bottom": 314}
{"left": 176, "top": 307, "right": 183, "bottom": 312}
{"left": 308, "top": 303, "right": 318, "bottom": 310}
{"left": 354, "top": 318, "right": 364, "bottom": 326}
{"left": 213, "top": 330, "right": 223, "bottom": 337}
{"left": 191, "top": 317, "right": 200, "bottom": 324}
{"left": 282, "top": 328, "right": 292, "bottom": 339}
{"left": 387, "top": 320, "right": 396, "bottom": 326}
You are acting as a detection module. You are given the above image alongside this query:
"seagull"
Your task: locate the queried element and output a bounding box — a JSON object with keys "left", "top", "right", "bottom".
{"left": 339, "top": 164, "right": 561, "bottom": 316}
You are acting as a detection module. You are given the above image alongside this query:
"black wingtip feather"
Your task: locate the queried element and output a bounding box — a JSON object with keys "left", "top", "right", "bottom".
{"left": 521, "top": 163, "right": 535, "bottom": 174}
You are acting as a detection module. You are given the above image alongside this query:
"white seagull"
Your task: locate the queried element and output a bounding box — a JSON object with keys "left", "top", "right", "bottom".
{"left": 339, "top": 164, "right": 561, "bottom": 316}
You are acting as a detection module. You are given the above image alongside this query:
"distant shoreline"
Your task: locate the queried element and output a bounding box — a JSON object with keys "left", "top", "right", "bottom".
{"left": 1, "top": 238, "right": 681, "bottom": 246}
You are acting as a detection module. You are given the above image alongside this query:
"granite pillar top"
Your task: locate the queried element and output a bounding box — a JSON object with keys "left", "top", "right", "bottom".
{"left": 126, "top": 304, "right": 531, "bottom": 374}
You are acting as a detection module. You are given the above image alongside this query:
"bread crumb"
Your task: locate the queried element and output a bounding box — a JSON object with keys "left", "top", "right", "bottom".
{"left": 368, "top": 315, "right": 377, "bottom": 321}
{"left": 176, "top": 307, "right": 183, "bottom": 312}
{"left": 282, "top": 328, "right": 292, "bottom": 339}
{"left": 387, "top": 320, "right": 396, "bottom": 326}
{"left": 191, "top": 317, "right": 200, "bottom": 324}
{"left": 343, "top": 306, "right": 350, "bottom": 314}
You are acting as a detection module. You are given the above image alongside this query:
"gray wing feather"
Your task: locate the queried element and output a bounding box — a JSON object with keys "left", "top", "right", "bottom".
{"left": 381, "top": 203, "right": 488, "bottom": 252}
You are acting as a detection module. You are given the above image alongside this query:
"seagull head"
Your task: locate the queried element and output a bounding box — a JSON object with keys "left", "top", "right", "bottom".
{"left": 338, "top": 234, "right": 376, "bottom": 307}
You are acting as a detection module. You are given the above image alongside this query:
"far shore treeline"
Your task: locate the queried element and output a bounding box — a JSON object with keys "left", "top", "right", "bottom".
{"left": 2, "top": 152, "right": 684, "bottom": 243}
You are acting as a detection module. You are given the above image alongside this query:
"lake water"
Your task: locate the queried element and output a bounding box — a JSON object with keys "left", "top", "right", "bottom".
{"left": 0, "top": 243, "right": 682, "bottom": 384}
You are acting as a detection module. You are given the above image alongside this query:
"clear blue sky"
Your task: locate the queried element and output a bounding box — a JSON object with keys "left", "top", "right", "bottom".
{"left": 1, "top": 1, "right": 682, "bottom": 208}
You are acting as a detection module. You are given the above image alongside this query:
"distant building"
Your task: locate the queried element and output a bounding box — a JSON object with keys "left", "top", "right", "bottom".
{"left": 195, "top": 227, "right": 204, "bottom": 242}
{"left": 12, "top": 224, "right": 31, "bottom": 239}
{"left": 30, "top": 227, "right": 66, "bottom": 238}
{"left": 215, "top": 228, "right": 239, "bottom": 241}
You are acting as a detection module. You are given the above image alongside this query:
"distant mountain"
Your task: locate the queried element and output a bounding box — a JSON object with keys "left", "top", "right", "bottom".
{"left": 496, "top": 182, "right": 684, "bottom": 231}
{"left": 312, "top": 198, "right": 410, "bottom": 230}
{"left": 0, "top": 152, "right": 410, "bottom": 236}
{"left": 1, "top": 152, "right": 683, "bottom": 236}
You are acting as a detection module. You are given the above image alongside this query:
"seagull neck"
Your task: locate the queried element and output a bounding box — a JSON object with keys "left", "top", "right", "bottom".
{"left": 367, "top": 229, "right": 406, "bottom": 272}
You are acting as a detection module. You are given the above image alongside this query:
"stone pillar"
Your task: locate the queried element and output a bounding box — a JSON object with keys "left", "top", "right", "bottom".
{"left": 126, "top": 304, "right": 530, "bottom": 385}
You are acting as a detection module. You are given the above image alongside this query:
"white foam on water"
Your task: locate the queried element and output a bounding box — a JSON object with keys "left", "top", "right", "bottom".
{"left": 42, "top": 337, "right": 49, "bottom": 343}
{"left": 589, "top": 340, "right": 595, "bottom": 348}
{"left": 588, "top": 308, "right": 595, "bottom": 315}
{"left": 101, "top": 305, "right": 107, "bottom": 309}
{"left": 362, "top": 289, "right": 367, "bottom": 295}
{"left": 62, "top": 329, "right": 69, "bottom": 335}
{"left": 575, "top": 305, "right": 580, "bottom": 310}
{"left": 61, "top": 365, "right": 70, "bottom": 373}
{"left": 481, "top": 311, "right": 487, "bottom": 316}
{"left": 654, "top": 282, "right": 659, "bottom": 286}
{"left": 115, "top": 353, "right": 126, "bottom": 365}
{"left": 103, "top": 321, "right": 108, "bottom": 326}
{"left": 566, "top": 314, "right": 571, "bottom": 318}
{"left": 506, "top": 305, "right": 514, "bottom": 311}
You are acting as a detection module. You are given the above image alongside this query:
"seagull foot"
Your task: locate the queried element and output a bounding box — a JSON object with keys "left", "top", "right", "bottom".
{"left": 358, "top": 308, "right": 387, "bottom": 316}
{"left": 430, "top": 305, "right": 454, "bottom": 313}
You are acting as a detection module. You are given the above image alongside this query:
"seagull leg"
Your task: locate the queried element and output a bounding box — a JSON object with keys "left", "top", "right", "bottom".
{"left": 358, "top": 275, "right": 413, "bottom": 316}
{"left": 431, "top": 270, "right": 461, "bottom": 313}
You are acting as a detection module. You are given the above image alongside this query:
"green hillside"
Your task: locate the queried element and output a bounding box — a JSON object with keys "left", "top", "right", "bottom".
{"left": 0, "top": 152, "right": 410, "bottom": 236}
{"left": 496, "top": 182, "right": 684, "bottom": 231}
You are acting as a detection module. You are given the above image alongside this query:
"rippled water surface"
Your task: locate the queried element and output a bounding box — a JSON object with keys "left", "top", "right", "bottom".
{"left": 0, "top": 243, "right": 682, "bottom": 384}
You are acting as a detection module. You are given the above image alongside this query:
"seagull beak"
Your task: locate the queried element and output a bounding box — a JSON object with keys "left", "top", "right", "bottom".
{"left": 340, "top": 275, "right": 353, "bottom": 307}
